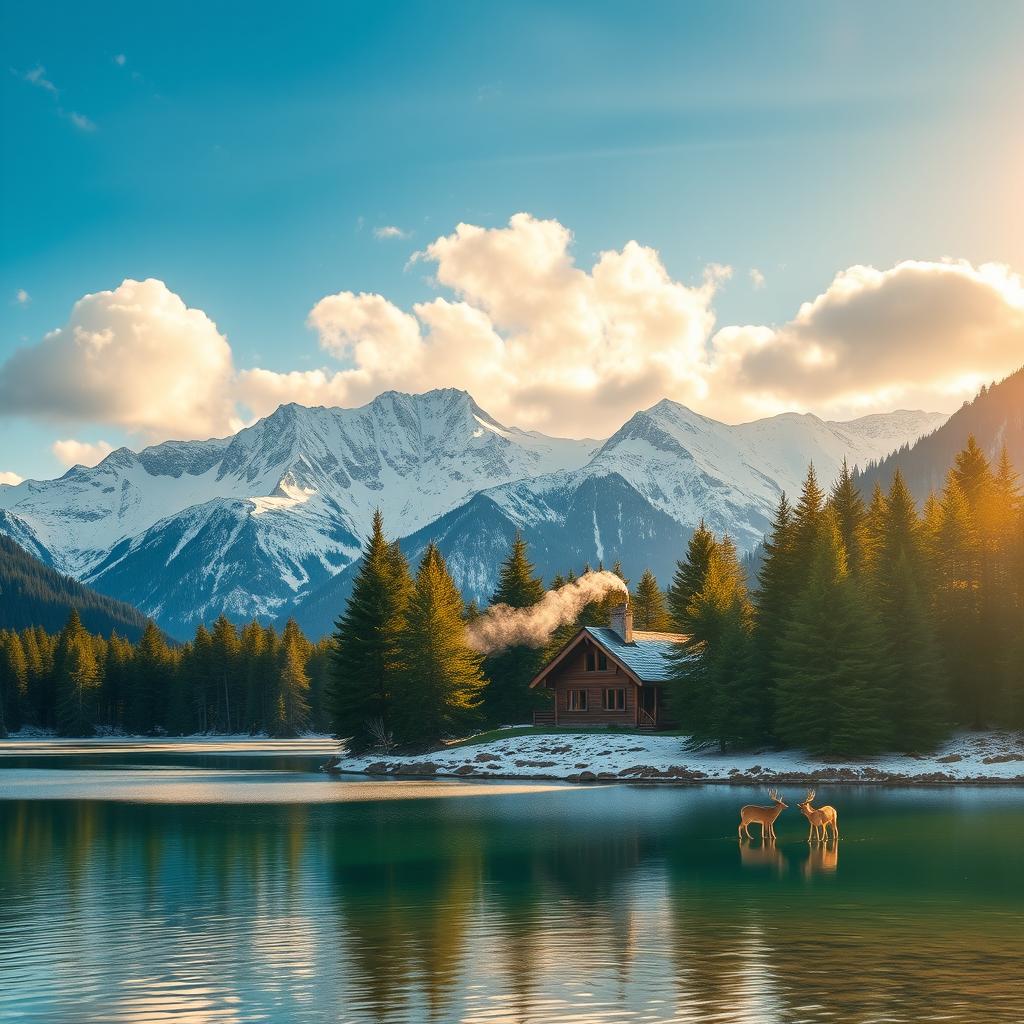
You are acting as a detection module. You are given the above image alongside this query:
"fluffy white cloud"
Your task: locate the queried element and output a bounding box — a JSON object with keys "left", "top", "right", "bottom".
{"left": 749, "top": 268, "right": 766, "bottom": 290}
{"left": 0, "top": 278, "right": 239, "bottom": 440}
{"left": 373, "top": 225, "right": 409, "bottom": 240}
{"left": 14, "top": 289, "right": 30, "bottom": 305}
{"left": 710, "top": 259, "right": 1024, "bottom": 419}
{"left": 242, "top": 213, "right": 728, "bottom": 435}
{"left": 51, "top": 439, "right": 115, "bottom": 468}
{"left": 0, "top": 471, "right": 23, "bottom": 486}
{"left": 6, "top": 218, "right": 1024, "bottom": 458}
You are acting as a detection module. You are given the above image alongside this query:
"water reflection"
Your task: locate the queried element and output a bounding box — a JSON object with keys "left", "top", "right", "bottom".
{"left": 802, "top": 840, "right": 839, "bottom": 877}
{"left": 738, "top": 837, "right": 787, "bottom": 874}
{"left": 1, "top": 775, "right": 1022, "bottom": 1023}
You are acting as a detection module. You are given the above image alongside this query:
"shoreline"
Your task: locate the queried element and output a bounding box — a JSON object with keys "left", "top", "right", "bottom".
{"left": 327, "top": 729, "right": 1024, "bottom": 787}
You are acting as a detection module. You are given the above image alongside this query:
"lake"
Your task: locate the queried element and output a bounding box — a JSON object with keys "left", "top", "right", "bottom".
{"left": 1, "top": 741, "right": 1022, "bottom": 1023}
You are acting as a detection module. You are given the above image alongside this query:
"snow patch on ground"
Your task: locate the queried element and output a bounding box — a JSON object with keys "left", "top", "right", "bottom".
{"left": 331, "top": 730, "right": 1024, "bottom": 784}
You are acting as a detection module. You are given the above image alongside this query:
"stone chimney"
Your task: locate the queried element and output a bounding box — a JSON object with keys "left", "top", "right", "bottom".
{"left": 610, "top": 601, "right": 633, "bottom": 643}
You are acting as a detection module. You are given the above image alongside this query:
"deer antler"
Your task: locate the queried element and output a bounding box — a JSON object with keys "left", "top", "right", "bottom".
{"left": 804, "top": 788, "right": 816, "bottom": 803}
{"left": 768, "top": 787, "right": 782, "bottom": 802}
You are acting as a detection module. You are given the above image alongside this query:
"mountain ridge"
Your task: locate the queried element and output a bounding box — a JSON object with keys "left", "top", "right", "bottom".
{"left": 0, "top": 389, "right": 947, "bottom": 638}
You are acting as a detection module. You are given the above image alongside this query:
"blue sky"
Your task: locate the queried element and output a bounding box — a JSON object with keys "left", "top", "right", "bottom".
{"left": 2, "top": 1, "right": 1023, "bottom": 480}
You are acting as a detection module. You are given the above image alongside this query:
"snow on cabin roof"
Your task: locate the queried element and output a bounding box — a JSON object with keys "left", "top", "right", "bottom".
{"left": 583, "top": 626, "right": 686, "bottom": 683}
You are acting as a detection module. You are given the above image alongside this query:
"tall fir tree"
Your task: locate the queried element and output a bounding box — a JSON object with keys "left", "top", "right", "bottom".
{"left": 328, "top": 510, "right": 413, "bottom": 753}
{"left": 481, "top": 532, "right": 547, "bottom": 726}
{"left": 392, "top": 544, "right": 487, "bottom": 749}
{"left": 273, "top": 621, "right": 312, "bottom": 737}
{"left": 752, "top": 492, "right": 797, "bottom": 736}
{"left": 667, "top": 539, "right": 759, "bottom": 751}
{"left": 54, "top": 610, "right": 100, "bottom": 737}
{"left": 632, "top": 570, "right": 671, "bottom": 631}
{"left": 667, "top": 520, "right": 716, "bottom": 630}
{"left": 129, "top": 621, "right": 174, "bottom": 734}
{"left": 773, "top": 509, "right": 889, "bottom": 756}
{"left": 829, "top": 458, "right": 867, "bottom": 577}
{"left": 0, "top": 631, "right": 29, "bottom": 734}
{"left": 874, "top": 470, "right": 949, "bottom": 749}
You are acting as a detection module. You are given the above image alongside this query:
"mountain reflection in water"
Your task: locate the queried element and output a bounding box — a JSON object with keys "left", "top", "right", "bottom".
{"left": 1, "top": 759, "right": 1022, "bottom": 1023}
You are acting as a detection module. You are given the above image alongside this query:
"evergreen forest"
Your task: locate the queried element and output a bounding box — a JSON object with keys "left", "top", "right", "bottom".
{"left": 2, "top": 437, "right": 1020, "bottom": 753}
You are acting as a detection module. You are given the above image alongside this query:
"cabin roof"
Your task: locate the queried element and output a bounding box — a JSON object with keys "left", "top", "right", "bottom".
{"left": 583, "top": 627, "right": 685, "bottom": 683}
{"left": 529, "top": 624, "right": 687, "bottom": 688}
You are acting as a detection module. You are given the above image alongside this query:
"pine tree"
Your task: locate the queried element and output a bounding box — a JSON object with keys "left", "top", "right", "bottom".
{"left": 328, "top": 510, "right": 413, "bottom": 753}
{"left": 54, "top": 610, "right": 100, "bottom": 736}
{"left": 272, "top": 622, "right": 312, "bottom": 737}
{"left": 874, "top": 470, "right": 949, "bottom": 749}
{"left": 392, "top": 544, "right": 487, "bottom": 749}
{"left": 668, "top": 521, "right": 716, "bottom": 630}
{"left": 0, "top": 631, "right": 29, "bottom": 734}
{"left": 481, "top": 532, "right": 547, "bottom": 727}
{"left": 209, "top": 615, "right": 240, "bottom": 732}
{"left": 632, "top": 570, "right": 671, "bottom": 631}
{"left": 752, "top": 492, "right": 797, "bottom": 736}
{"left": 829, "top": 458, "right": 867, "bottom": 577}
{"left": 773, "top": 510, "right": 889, "bottom": 756}
{"left": 667, "top": 539, "right": 759, "bottom": 751}
{"left": 129, "top": 621, "right": 173, "bottom": 734}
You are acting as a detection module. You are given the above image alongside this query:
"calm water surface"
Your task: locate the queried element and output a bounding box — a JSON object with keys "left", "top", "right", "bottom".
{"left": 1, "top": 741, "right": 1022, "bottom": 1024}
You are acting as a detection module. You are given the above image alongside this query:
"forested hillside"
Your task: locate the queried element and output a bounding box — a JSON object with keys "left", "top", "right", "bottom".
{"left": 670, "top": 439, "right": 1024, "bottom": 755}
{"left": 0, "top": 535, "right": 151, "bottom": 639}
{"left": 855, "top": 367, "right": 1024, "bottom": 502}
{"left": 0, "top": 612, "right": 333, "bottom": 738}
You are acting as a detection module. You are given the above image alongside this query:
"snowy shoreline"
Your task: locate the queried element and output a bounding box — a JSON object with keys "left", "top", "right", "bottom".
{"left": 328, "top": 730, "right": 1024, "bottom": 786}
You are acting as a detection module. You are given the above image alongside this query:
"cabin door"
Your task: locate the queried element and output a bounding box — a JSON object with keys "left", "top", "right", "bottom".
{"left": 639, "top": 687, "right": 657, "bottom": 728}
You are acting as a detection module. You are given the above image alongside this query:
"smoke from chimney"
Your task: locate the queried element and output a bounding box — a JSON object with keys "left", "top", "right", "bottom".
{"left": 465, "top": 570, "right": 628, "bottom": 655}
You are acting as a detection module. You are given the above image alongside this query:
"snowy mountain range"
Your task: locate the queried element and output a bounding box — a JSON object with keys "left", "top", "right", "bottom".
{"left": 0, "top": 389, "right": 947, "bottom": 638}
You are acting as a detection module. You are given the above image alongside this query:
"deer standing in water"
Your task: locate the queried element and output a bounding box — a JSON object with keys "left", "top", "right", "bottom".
{"left": 738, "top": 788, "right": 788, "bottom": 840}
{"left": 797, "top": 789, "right": 839, "bottom": 842}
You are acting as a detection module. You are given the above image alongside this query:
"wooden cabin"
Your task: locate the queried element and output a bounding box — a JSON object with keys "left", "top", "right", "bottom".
{"left": 529, "top": 603, "right": 686, "bottom": 730}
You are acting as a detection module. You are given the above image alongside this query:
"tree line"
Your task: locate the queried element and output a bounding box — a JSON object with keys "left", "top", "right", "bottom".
{"left": 4, "top": 436, "right": 1019, "bottom": 751}
{"left": 0, "top": 612, "right": 333, "bottom": 737}
{"left": 667, "top": 437, "right": 1023, "bottom": 755}
{"left": 329, "top": 511, "right": 631, "bottom": 753}
{"left": 330, "top": 437, "right": 1022, "bottom": 757}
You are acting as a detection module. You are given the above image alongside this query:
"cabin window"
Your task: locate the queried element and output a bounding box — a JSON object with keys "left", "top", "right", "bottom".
{"left": 585, "top": 651, "right": 596, "bottom": 672}
{"left": 597, "top": 652, "right": 608, "bottom": 671}
{"left": 567, "top": 689, "right": 588, "bottom": 711}
{"left": 603, "top": 688, "right": 626, "bottom": 711}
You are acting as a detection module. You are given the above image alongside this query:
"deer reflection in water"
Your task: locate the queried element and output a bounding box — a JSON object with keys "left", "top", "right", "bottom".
{"left": 738, "top": 835, "right": 787, "bottom": 874}
{"left": 802, "top": 839, "right": 839, "bottom": 877}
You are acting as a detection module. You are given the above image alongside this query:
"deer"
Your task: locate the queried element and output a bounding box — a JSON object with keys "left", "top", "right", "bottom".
{"left": 738, "top": 788, "right": 788, "bottom": 840}
{"left": 796, "top": 788, "right": 839, "bottom": 842}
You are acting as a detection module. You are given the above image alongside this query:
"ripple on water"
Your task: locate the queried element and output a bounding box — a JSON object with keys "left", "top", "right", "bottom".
{"left": 1, "top": 746, "right": 1022, "bottom": 1023}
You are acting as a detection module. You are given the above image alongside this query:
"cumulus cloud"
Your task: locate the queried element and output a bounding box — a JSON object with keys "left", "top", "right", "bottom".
{"left": 374, "top": 225, "right": 409, "bottom": 240}
{"left": 0, "top": 471, "right": 23, "bottom": 486}
{"left": 749, "top": 268, "right": 766, "bottom": 290}
{"left": 0, "top": 278, "right": 239, "bottom": 440}
{"left": 7, "top": 218, "right": 1024, "bottom": 456}
{"left": 52, "top": 439, "right": 114, "bottom": 468}
{"left": 241, "top": 213, "right": 729, "bottom": 435}
{"left": 14, "top": 289, "right": 30, "bottom": 305}
{"left": 237, "top": 216, "right": 1024, "bottom": 432}
{"left": 710, "top": 260, "right": 1024, "bottom": 418}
